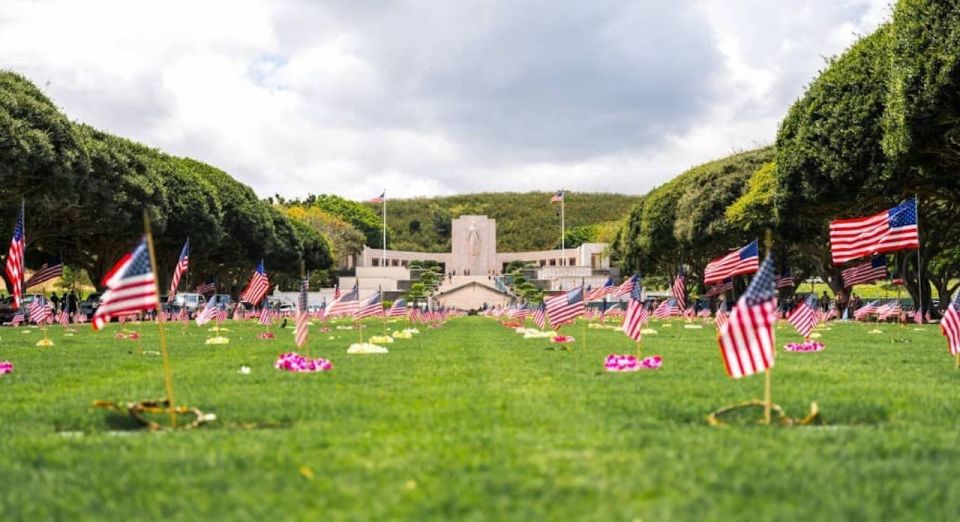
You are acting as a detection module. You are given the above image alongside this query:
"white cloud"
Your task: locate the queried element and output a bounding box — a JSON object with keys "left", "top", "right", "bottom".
{"left": 0, "top": 0, "right": 890, "bottom": 200}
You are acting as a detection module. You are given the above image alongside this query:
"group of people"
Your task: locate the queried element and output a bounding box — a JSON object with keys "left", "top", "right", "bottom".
{"left": 46, "top": 291, "right": 81, "bottom": 314}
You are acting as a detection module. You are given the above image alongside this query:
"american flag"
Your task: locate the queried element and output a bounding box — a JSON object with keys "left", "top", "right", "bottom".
{"left": 239, "top": 261, "right": 270, "bottom": 304}
{"left": 671, "top": 267, "right": 686, "bottom": 309}
{"left": 550, "top": 190, "right": 564, "bottom": 203}
{"left": 258, "top": 306, "right": 273, "bottom": 326}
{"left": 5, "top": 207, "right": 24, "bottom": 309}
{"left": 705, "top": 278, "right": 734, "bottom": 297}
{"left": 515, "top": 303, "right": 531, "bottom": 321}
{"left": 92, "top": 239, "right": 158, "bottom": 331}
{"left": 354, "top": 291, "right": 383, "bottom": 320}
{"left": 841, "top": 255, "right": 888, "bottom": 288}
{"left": 854, "top": 301, "right": 880, "bottom": 320}
{"left": 167, "top": 239, "right": 190, "bottom": 299}
{"left": 775, "top": 269, "right": 795, "bottom": 289}
{"left": 940, "top": 292, "right": 960, "bottom": 356}
{"left": 177, "top": 307, "right": 188, "bottom": 323}
{"left": 232, "top": 304, "right": 243, "bottom": 321}
{"left": 370, "top": 191, "right": 385, "bottom": 204}
{"left": 55, "top": 309, "right": 70, "bottom": 327}
{"left": 216, "top": 308, "right": 228, "bottom": 324}
{"left": 546, "top": 287, "right": 584, "bottom": 328}
{"left": 73, "top": 311, "right": 87, "bottom": 324}
{"left": 914, "top": 308, "right": 924, "bottom": 324}
{"left": 295, "top": 278, "right": 309, "bottom": 347}
{"left": 195, "top": 299, "right": 218, "bottom": 326}
{"left": 621, "top": 283, "right": 649, "bottom": 341}
{"left": 409, "top": 307, "right": 423, "bottom": 324}
{"left": 718, "top": 254, "right": 777, "bottom": 379}
{"left": 829, "top": 198, "right": 920, "bottom": 264}
{"left": 587, "top": 277, "right": 615, "bottom": 301}
{"left": 195, "top": 279, "right": 216, "bottom": 296}
{"left": 652, "top": 298, "right": 680, "bottom": 319}
{"left": 533, "top": 301, "right": 547, "bottom": 329}
{"left": 325, "top": 283, "right": 359, "bottom": 317}
{"left": 10, "top": 310, "right": 24, "bottom": 327}
{"left": 24, "top": 258, "right": 63, "bottom": 289}
{"left": 697, "top": 308, "right": 712, "bottom": 318}
{"left": 788, "top": 295, "right": 819, "bottom": 339}
{"left": 28, "top": 299, "right": 51, "bottom": 324}
{"left": 878, "top": 301, "right": 902, "bottom": 321}
{"left": 615, "top": 274, "right": 640, "bottom": 297}
{"left": 387, "top": 298, "right": 408, "bottom": 318}
{"left": 715, "top": 303, "right": 729, "bottom": 330}
{"left": 705, "top": 240, "right": 759, "bottom": 284}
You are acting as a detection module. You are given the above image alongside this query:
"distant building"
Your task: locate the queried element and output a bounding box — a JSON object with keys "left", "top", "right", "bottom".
{"left": 338, "top": 215, "right": 616, "bottom": 310}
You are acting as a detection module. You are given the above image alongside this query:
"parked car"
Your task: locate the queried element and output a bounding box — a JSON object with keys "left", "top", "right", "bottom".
{"left": 170, "top": 293, "right": 206, "bottom": 314}
{"left": 0, "top": 296, "right": 17, "bottom": 323}
{"left": 209, "top": 294, "right": 233, "bottom": 310}
{"left": 79, "top": 293, "right": 102, "bottom": 320}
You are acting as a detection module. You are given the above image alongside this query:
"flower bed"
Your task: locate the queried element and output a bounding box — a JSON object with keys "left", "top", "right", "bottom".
{"left": 784, "top": 341, "right": 825, "bottom": 352}
{"left": 274, "top": 352, "right": 333, "bottom": 373}
{"left": 604, "top": 354, "right": 663, "bottom": 372}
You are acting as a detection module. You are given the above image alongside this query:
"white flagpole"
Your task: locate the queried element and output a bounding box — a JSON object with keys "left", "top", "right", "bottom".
{"left": 561, "top": 192, "right": 565, "bottom": 266}
{"left": 916, "top": 195, "right": 922, "bottom": 320}
{"left": 382, "top": 190, "right": 386, "bottom": 268}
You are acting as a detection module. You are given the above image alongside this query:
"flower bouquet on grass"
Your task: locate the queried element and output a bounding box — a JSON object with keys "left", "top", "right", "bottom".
{"left": 347, "top": 343, "right": 389, "bottom": 354}
{"left": 392, "top": 330, "right": 413, "bottom": 339}
{"left": 368, "top": 335, "right": 394, "bottom": 344}
{"left": 35, "top": 338, "right": 54, "bottom": 347}
{"left": 0, "top": 361, "right": 13, "bottom": 375}
{"left": 501, "top": 320, "right": 523, "bottom": 329}
{"left": 205, "top": 336, "right": 229, "bottom": 345}
{"left": 550, "top": 335, "right": 575, "bottom": 344}
{"left": 604, "top": 354, "right": 663, "bottom": 372}
{"left": 784, "top": 341, "right": 824, "bottom": 352}
{"left": 115, "top": 331, "right": 140, "bottom": 340}
{"left": 256, "top": 332, "right": 275, "bottom": 340}
{"left": 274, "top": 352, "right": 333, "bottom": 373}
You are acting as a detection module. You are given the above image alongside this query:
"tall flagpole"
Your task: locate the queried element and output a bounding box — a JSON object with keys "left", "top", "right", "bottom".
{"left": 561, "top": 192, "right": 565, "bottom": 266}
{"left": 382, "top": 189, "right": 386, "bottom": 268}
{"left": 915, "top": 195, "right": 922, "bottom": 321}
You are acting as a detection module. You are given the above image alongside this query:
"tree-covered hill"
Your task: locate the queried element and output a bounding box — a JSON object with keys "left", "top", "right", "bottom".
{"left": 369, "top": 192, "right": 637, "bottom": 253}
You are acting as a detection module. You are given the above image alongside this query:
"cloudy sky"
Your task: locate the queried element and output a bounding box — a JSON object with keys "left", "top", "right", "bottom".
{"left": 0, "top": 0, "right": 889, "bottom": 199}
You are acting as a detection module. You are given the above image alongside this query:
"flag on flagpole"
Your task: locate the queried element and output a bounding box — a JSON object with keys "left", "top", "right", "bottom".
{"left": 195, "top": 299, "right": 218, "bottom": 326}
{"left": 788, "top": 295, "right": 819, "bottom": 339}
{"left": 652, "top": 298, "right": 680, "bottom": 319}
{"left": 718, "top": 254, "right": 777, "bottom": 379}
{"left": 239, "top": 261, "right": 270, "bottom": 304}
{"left": 387, "top": 298, "right": 408, "bottom": 318}
{"left": 615, "top": 274, "right": 639, "bottom": 297}
{"left": 326, "top": 282, "right": 359, "bottom": 317}
{"left": 92, "top": 239, "right": 159, "bottom": 331}
{"left": 841, "top": 255, "right": 888, "bottom": 288}
{"left": 24, "top": 257, "right": 63, "bottom": 289}
{"left": 295, "top": 278, "right": 309, "bottom": 347}
{"left": 705, "top": 278, "right": 734, "bottom": 297}
{"left": 671, "top": 267, "right": 686, "bottom": 310}
{"left": 775, "top": 269, "right": 795, "bottom": 289}
{"left": 11, "top": 310, "right": 24, "bottom": 327}
{"left": 370, "top": 191, "right": 385, "bottom": 204}
{"left": 168, "top": 239, "right": 190, "bottom": 299}
{"left": 704, "top": 240, "right": 760, "bottom": 284}
{"left": 587, "top": 277, "right": 615, "bottom": 301}
{"left": 28, "top": 299, "right": 51, "bottom": 324}
{"left": 354, "top": 291, "right": 383, "bottom": 320}
{"left": 546, "top": 287, "right": 585, "bottom": 328}
{"left": 195, "top": 278, "right": 216, "bottom": 296}
{"left": 622, "top": 283, "right": 649, "bottom": 341}
{"left": 715, "top": 303, "right": 729, "bottom": 330}
{"left": 533, "top": 302, "right": 547, "bottom": 330}
{"left": 258, "top": 305, "right": 273, "bottom": 326}
{"left": 941, "top": 292, "right": 960, "bottom": 356}
{"left": 5, "top": 206, "right": 24, "bottom": 309}
{"left": 550, "top": 190, "right": 564, "bottom": 203}
{"left": 829, "top": 198, "right": 920, "bottom": 264}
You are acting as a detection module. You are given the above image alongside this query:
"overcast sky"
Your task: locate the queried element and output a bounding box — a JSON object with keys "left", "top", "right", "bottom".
{"left": 0, "top": 0, "right": 889, "bottom": 200}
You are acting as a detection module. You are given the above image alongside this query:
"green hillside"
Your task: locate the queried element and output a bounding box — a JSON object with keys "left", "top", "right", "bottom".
{"left": 365, "top": 192, "right": 638, "bottom": 253}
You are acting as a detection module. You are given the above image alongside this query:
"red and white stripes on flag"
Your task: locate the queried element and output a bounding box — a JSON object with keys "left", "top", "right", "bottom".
{"left": 587, "top": 277, "right": 616, "bottom": 301}
{"left": 841, "top": 255, "right": 888, "bottom": 288}
{"left": 621, "top": 283, "right": 648, "bottom": 341}
{"left": 24, "top": 259, "right": 63, "bottom": 289}
{"left": 5, "top": 207, "right": 24, "bottom": 309}
{"left": 652, "top": 299, "right": 679, "bottom": 320}
{"left": 387, "top": 298, "right": 408, "bottom": 318}
{"left": 354, "top": 291, "right": 383, "bottom": 320}
{"left": 718, "top": 254, "right": 777, "bottom": 379}
{"left": 940, "top": 292, "right": 960, "bottom": 357}
{"left": 195, "top": 300, "right": 218, "bottom": 326}
{"left": 787, "top": 295, "right": 819, "bottom": 339}
{"left": 829, "top": 198, "right": 919, "bottom": 265}
{"left": 715, "top": 305, "right": 729, "bottom": 330}
{"left": 55, "top": 309, "right": 70, "bottom": 327}
{"left": 239, "top": 261, "right": 270, "bottom": 304}
{"left": 533, "top": 302, "right": 547, "bottom": 330}
{"left": 168, "top": 239, "right": 189, "bottom": 299}
{"left": 546, "top": 287, "right": 585, "bottom": 329}
{"left": 671, "top": 268, "right": 686, "bottom": 310}
{"left": 258, "top": 306, "right": 273, "bottom": 326}
{"left": 325, "top": 284, "right": 359, "bottom": 317}
{"left": 615, "top": 274, "right": 639, "bottom": 297}
{"left": 28, "top": 299, "right": 50, "bottom": 324}
{"left": 92, "top": 239, "right": 159, "bottom": 331}
{"left": 295, "top": 278, "right": 309, "bottom": 348}
{"left": 704, "top": 240, "right": 759, "bottom": 284}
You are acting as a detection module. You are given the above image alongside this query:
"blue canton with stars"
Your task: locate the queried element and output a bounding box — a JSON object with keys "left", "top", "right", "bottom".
{"left": 124, "top": 239, "right": 154, "bottom": 277}
{"left": 888, "top": 198, "right": 917, "bottom": 228}
{"left": 740, "top": 240, "right": 759, "bottom": 260}
{"left": 743, "top": 254, "right": 775, "bottom": 306}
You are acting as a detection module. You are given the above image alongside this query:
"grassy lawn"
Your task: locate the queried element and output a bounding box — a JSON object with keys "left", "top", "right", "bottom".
{"left": 1, "top": 316, "right": 959, "bottom": 521}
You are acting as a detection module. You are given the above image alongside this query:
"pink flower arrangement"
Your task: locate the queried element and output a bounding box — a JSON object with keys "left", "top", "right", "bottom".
{"left": 550, "top": 335, "right": 575, "bottom": 344}
{"left": 274, "top": 352, "right": 333, "bottom": 373}
{"left": 785, "top": 341, "right": 825, "bottom": 352}
{"left": 256, "top": 332, "right": 275, "bottom": 340}
{"left": 319, "top": 327, "right": 331, "bottom": 333}
{"left": 0, "top": 361, "right": 13, "bottom": 375}
{"left": 604, "top": 354, "right": 663, "bottom": 372}
{"left": 114, "top": 332, "right": 140, "bottom": 340}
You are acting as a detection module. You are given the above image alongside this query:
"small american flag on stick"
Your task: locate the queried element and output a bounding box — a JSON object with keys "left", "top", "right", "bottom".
{"left": 92, "top": 239, "right": 158, "bottom": 331}
{"left": 717, "top": 254, "right": 777, "bottom": 379}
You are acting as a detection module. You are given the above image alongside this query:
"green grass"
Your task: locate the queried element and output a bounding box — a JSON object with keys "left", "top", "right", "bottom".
{"left": 1, "top": 317, "right": 959, "bottom": 521}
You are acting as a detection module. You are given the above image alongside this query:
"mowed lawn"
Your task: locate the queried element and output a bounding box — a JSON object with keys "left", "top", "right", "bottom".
{"left": 1, "top": 316, "right": 959, "bottom": 521}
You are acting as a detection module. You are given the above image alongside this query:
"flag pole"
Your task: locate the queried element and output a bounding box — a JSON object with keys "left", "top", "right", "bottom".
{"left": 561, "top": 192, "right": 566, "bottom": 267}
{"left": 143, "top": 211, "right": 177, "bottom": 428}
{"left": 581, "top": 279, "right": 587, "bottom": 350}
{"left": 382, "top": 190, "right": 387, "bottom": 268}
{"left": 380, "top": 285, "right": 387, "bottom": 338}
{"left": 763, "top": 229, "right": 774, "bottom": 426}
{"left": 915, "top": 195, "right": 923, "bottom": 322}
